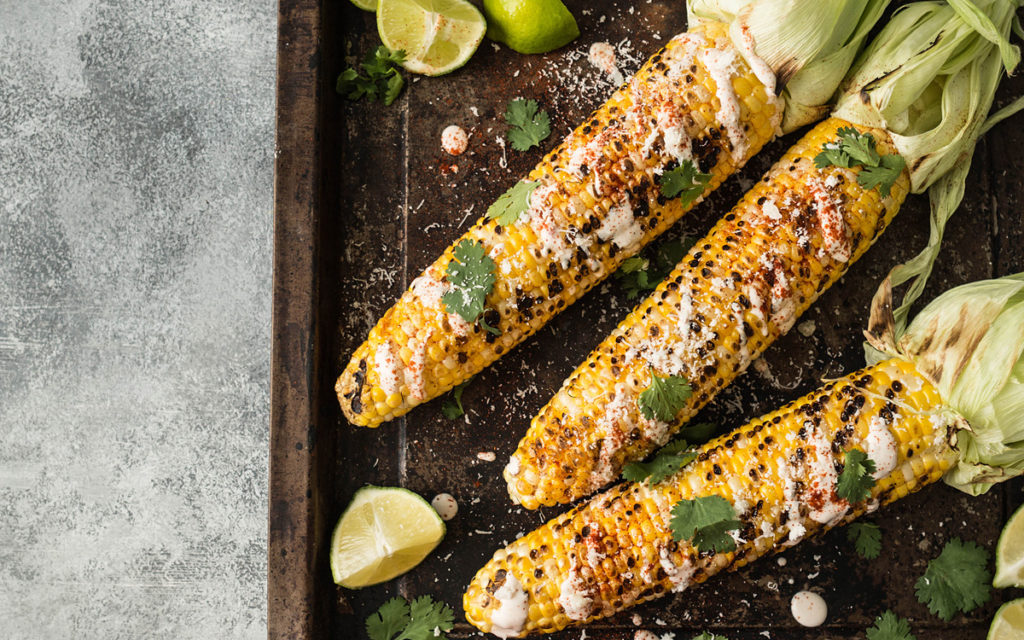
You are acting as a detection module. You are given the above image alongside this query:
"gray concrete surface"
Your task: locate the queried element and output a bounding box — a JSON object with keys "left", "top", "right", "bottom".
{"left": 0, "top": 0, "right": 275, "bottom": 637}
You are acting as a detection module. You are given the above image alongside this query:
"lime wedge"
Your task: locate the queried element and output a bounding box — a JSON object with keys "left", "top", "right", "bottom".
{"left": 350, "top": 0, "right": 377, "bottom": 12}
{"left": 330, "top": 486, "right": 445, "bottom": 588}
{"left": 995, "top": 503, "right": 1024, "bottom": 588}
{"left": 377, "top": 0, "right": 486, "bottom": 76}
{"left": 482, "top": 0, "right": 579, "bottom": 55}
{"left": 988, "top": 599, "right": 1024, "bottom": 639}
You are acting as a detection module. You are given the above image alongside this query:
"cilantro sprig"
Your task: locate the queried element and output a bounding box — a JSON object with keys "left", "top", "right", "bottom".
{"left": 637, "top": 367, "right": 692, "bottom": 422}
{"left": 847, "top": 521, "right": 882, "bottom": 559}
{"left": 505, "top": 99, "right": 551, "bottom": 151}
{"left": 337, "top": 46, "right": 407, "bottom": 106}
{"left": 622, "top": 438, "right": 697, "bottom": 484}
{"left": 442, "top": 240, "right": 497, "bottom": 326}
{"left": 691, "top": 633, "right": 729, "bottom": 640}
{"left": 614, "top": 236, "right": 694, "bottom": 299}
{"left": 915, "top": 538, "right": 991, "bottom": 621}
{"left": 487, "top": 180, "right": 538, "bottom": 226}
{"left": 866, "top": 610, "right": 916, "bottom": 640}
{"left": 658, "top": 160, "right": 711, "bottom": 206}
{"left": 441, "top": 379, "right": 471, "bottom": 420}
{"left": 813, "top": 127, "right": 906, "bottom": 197}
{"left": 366, "top": 595, "right": 454, "bottom": 640}
{"left": 836, "top": 448, "right": 877, "bottom": 503}
{"left": 670, "top": 495, "right": 742, "bottom": 553}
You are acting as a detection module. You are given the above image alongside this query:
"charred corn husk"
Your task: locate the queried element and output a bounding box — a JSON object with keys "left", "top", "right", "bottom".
{"left": 468, "top": 358, "right": 958, "bottom": 636}
{"left": 338, "top": 20, "right": 784, "bottom": 427}
{"left": 505, "top": 117, "right": 910, "bottom": 508}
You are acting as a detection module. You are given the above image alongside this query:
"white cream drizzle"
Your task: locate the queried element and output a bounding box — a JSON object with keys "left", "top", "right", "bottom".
{"left": 701, "top": 47, "right": 747, "bottom": 162}
{"left": 523, "top": 182, "right": 575, "bottom": 269}
{"left": 658, "top": 548, "right": 696, "bottom": 592}
{"left": 373, "top": 339, "right": 402, "bottom": 396}
{"left": 410, "top": 271, "right": 471, "bottom": 336}
{"left": 558, "top": 561, "right": 597, "bottom": 621}
{"left": 769, "top": 262, "right": 796, "bottom": 334}
{"left": 491, "top": 573, "right": 529, "bottom": 638}
{"left": 404, "top": 331, "right": 431, "bottom": 401}
{"left": 865, "top": 416, "right": 899, "bottom": 479}
{"left": 736, "top": 26, "right": 783, "bottom": 132}
{"left": 806, "top": 421, "right": 849, "bottom": 526}
{"left": 598, "top": 195, "right": 644, "bottom": 250}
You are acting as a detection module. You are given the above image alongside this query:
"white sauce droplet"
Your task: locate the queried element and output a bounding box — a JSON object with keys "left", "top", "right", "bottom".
{"left": 588, "top": 41, "right": 624, "bottom": 85}
{"left": 491, "top": 573, "right": 529, "bottom": 638}
{"left": 430, "top": 493, "right": 458, "bottom": 521}
{"left": 441, "top": 125, "right": 468, "bottom": 156}
{"left": 791, "top": 591, "right": 828, "bottom": 627}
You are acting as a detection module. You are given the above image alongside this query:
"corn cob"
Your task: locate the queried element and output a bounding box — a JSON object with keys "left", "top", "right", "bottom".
{"left": 337, "top": 20, "right": 784, "bottom": 427}
{"left": 506, "top": 117, "right": 911, "bottom": 508}
{"left": 466, "top": 358, "right": 958, "bottom": 637}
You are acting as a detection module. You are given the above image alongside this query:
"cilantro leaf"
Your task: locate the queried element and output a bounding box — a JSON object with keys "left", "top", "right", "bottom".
{"left": 637, "top": 367, "right": 692, "bottom": 422}
{"left": 691, "top": 633, "right": 729, "bottom": 640}
{"left": 442, "top": 240, "right": 496, "bottom": 324}
{"left": 866, "top": 610, "right": 916, "bottom": 640}
{"left": 337, "top": 46, "right": 407, "bottom": 106}
{"left": 366, "top": 597, "right": 411, "bottom": 640}
{"left": 487, "top": 180, "right": 538, "bottom": 226}
{"left": 505, "top": 99, "right": 551, "bottom": 151}
{"left": 814, "top": 127, "right": 905, "bottom": 197}
{"left": 847, "top": 521, "right": 882, "bottom": 559}
{"left": 679, "top": 421, "right": 717, "bottom": 445}
{"left": 836, "top": 448, "right": 876, "bottom": 503}
{"left": 670, "top": 495, "right": 742, "bottom": 553}
{"left": 614, "top": 237, "right": 692, "bottom": 299}
{"left": 441, "top": 379, "right": 470, "bottom": 420}
{"left": 838, "top": 127, "right": 880, "bottom": 165}
{"left": 859, "top": 153, "right": 906, "bottom": 198}
{"left": 397, "top": 595, "right": 455, "bottom": 640}
{"left": 622, "top": 438, "right": 697, "bottom": 484}
{"left": 658, "top": 160, "right": 711, "bottom": 206}
{"left": 915, "top": 538, "right": 991, "bottom": 621}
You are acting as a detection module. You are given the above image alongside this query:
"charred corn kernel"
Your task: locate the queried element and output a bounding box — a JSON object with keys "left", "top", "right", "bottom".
{"left": 337, "top": 22, "right": 784, "bottom": 428}
{"left": 466, "top": 359, "right": 958, "bottom": 637}
{"left": 505, "top": 117, "right": 912, "bottom": 507}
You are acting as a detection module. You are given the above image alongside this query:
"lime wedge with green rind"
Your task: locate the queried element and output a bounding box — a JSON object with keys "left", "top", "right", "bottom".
{"left": 377, "top": 0, "right": 486, "bottom": 76}
{"left": 482, "top": 0, "right": 579, "bottom": 55}
{"left": 330, "top": 485, "right": 445, "bottom": 589}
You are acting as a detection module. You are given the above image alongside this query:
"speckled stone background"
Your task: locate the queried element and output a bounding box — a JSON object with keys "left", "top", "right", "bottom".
{"left": 0, "top": 1, "right": 274, "bottom": 637}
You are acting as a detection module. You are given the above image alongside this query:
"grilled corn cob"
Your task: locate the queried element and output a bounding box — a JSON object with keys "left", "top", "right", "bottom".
{"left": 505, "top": 0, "right": 1024, "bottom": 507}
{"left": 468, "top": 357, "right": 958, "bottom": 636}
{"left": 506, "top": 117, "right": 910, "bottom": 507}
{"left": 338, "top": 21, "right": 782, "bottom": 427}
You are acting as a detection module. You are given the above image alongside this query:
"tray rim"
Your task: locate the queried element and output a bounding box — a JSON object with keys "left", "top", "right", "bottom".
{"left": 269, "top": 0, "right": 322, "bottom": 637}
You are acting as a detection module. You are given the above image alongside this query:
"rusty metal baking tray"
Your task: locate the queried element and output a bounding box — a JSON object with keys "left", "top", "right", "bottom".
{"left": 270, "top": 1, "right": 1024, "bottom": 638}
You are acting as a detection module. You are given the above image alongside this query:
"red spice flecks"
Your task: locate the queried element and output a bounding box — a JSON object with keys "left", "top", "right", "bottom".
{"left": 809, "top": 178, "right": 851, "bottom": 263}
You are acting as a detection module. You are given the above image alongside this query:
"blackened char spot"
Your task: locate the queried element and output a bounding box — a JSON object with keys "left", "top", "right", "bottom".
{"left": 692, "top": 136, "right": 718, "bottom": 174}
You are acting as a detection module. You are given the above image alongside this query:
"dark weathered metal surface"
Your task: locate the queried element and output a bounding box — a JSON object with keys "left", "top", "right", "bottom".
{"left": 271, "top": 1, "right": 1024, "bottom": 638}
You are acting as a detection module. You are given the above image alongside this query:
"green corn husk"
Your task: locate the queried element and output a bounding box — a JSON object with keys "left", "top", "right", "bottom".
{"left": 837, "top": 0, "right": 1024, "bottom": 343}
{"left": 866, "top": 274, "right": 1024, "bottom": 495}
{"left": 687, "top": 0, "right": 891, "bottom": 132}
